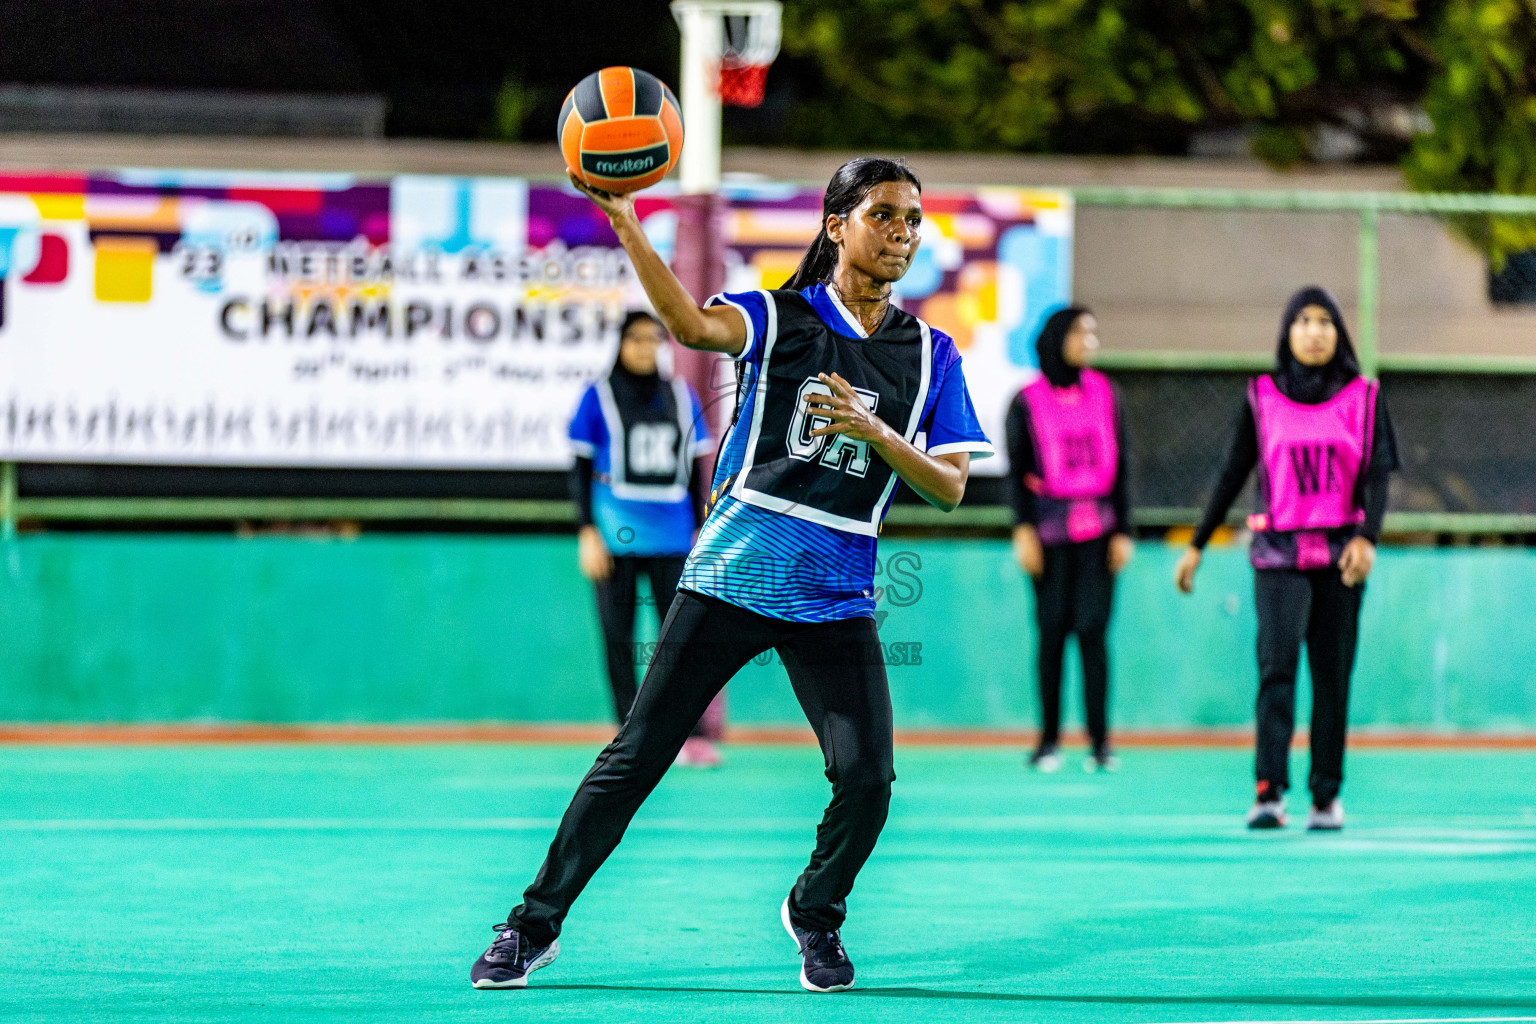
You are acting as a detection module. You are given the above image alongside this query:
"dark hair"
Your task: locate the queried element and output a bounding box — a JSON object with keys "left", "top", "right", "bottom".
{"left": 619, "top": 310, "right": 663, "bottom": 341}
{"left": 782, "top": 157, "right": 922, "bottom": 291}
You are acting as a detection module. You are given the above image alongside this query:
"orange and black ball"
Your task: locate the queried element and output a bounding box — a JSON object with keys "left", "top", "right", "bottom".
{"left": 558, "top": 67, "right": 685, "bottom": 194}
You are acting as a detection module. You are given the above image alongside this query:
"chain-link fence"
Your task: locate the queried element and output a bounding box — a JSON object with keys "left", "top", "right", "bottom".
{"left": 1110, "top": 369, "right": 1536, "bottom": 527}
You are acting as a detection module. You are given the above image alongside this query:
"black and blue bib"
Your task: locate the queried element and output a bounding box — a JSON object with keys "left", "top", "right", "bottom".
{"left": 596, "top": 373, "right": 695, "bottom": 503}
{"left": 728, "top": 290, "right": 934, "bottom": 536}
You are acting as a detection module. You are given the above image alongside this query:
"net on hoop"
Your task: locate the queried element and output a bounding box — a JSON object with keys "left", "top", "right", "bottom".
{"left": 719, "top": 9, "right": 780, "bottom": 108}
{"left": 720, "top": 60, "right": 769, "bottom": 107}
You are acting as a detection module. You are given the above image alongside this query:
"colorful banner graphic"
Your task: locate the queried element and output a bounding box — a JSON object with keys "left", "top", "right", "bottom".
{"left": 0, "top": 170, "right": 1069, "bottom": 471}
{"left": 715, "top": 181, "right": 1073, "bottom": 477}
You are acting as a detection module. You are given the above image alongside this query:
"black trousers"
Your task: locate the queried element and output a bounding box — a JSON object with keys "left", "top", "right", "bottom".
{"left": 1254, "top": 567, "right": 1363, "bottom": 806}
{"left": 1031, "top": 536, "right": 1115, "bottom": 749}
{"left": 593, "top": 555, "right": 686, "bottom": 723}
{"left": 511, "top": 590, "right": 895, "bottom": 945}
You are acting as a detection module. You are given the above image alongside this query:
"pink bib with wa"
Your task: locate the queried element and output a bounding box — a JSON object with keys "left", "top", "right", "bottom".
{"left": 1021, "top": 368, "right": 1119, "bottom": 544}
{"left": 1250, "top": 374, "right": 1376, "bottom": 534}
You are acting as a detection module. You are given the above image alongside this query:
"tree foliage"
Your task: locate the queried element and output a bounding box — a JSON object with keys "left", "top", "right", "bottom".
{"left": 781, "top": 1, "right": 1536, "bottom": 251}
{"left": 1404, "top": 1, "right": 1536, "bottom": 257}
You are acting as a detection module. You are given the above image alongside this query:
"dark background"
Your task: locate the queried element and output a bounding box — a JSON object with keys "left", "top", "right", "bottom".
{"left": 0, "top": 0, "right": 801, "bottom": 141}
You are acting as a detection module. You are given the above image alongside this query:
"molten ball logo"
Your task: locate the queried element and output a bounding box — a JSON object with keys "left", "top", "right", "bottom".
{"left": 582, "top": 143, "right": 672, "bottom": 180}
{"left": 594, "top": 156, "right": 655, "bottom": 175}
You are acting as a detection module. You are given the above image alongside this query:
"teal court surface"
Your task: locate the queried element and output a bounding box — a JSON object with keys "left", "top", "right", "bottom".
{"left": 2, "top": 743, "right": 1534, "bottom": 1023}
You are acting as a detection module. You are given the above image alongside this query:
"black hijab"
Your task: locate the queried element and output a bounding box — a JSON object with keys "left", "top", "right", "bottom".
{"left": 1274, "top": 286, "right": 1360, "bottom": 404}
{"left": 1035, "top": 305, "right": 1091, "bottom": 388}
{"left": 610, "top": 311, "right": 663, "bottom": 405}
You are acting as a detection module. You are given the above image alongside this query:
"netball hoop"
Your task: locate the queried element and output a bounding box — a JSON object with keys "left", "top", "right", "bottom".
{"left": 671, "top": 0, "right": 782, "bottom": 193}
{"left": 719, "top": 8, "right": 781, "bottom": 108}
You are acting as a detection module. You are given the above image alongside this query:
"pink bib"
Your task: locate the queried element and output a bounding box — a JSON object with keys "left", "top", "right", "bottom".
{"left": 1022, "top": 368, "right": 1119, "bottom": 500}
{"left": 1021, "top": 368, "right": 1120, "bottom": 545}
{"left": 1249, "top": 374, "right": 1376, "bottom": 534}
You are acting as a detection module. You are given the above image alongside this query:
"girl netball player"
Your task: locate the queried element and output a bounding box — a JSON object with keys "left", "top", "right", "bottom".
{"left": 1006, "top": 307, "right": 1132, "bottom": 773}
{"left": 1174, "top": 286, "right": 1398, "bottom": 831}
{"left": 567, "top": 310, "right": 722, "bottom": 767}
{"left": 471, "top": 157, "right": 992, "bottom": 993}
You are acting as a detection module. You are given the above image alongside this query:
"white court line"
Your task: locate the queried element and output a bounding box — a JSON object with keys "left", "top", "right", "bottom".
{"left": 0, "top": 817, "right": 853, "bottom": 832}
{"left": 0, "top": 815, "right": 1534, "bottom": 835}
{"left": 0, "top": 815, "right": 1217, "bottom": 833}
{"left": 0, "top": 817, "right": 564, "bottom": 831}
{"left": 0, "top": 815, "right": 1230, "bottom": 832}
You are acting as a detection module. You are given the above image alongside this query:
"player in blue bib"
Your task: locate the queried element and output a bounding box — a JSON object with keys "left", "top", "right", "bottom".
{"left": 472, "top": 158, "right": 993, "bottom": 994}
{"left": 568, "top": 310, "right": 722, "bottom": 765}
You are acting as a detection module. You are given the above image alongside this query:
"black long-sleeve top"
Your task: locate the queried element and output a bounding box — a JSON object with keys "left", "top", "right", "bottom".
{"left": 1191, "top": 387, "right": 1400, "bottom": 549}
{"left": 1004, "top": 387, "right": 1132, "bottom": 533}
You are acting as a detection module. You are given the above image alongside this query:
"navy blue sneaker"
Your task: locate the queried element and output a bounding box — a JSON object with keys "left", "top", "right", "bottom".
{"left": 470, "top": 923, "right": 559, "bottom": 989}
{"left": 780, "top": 898, "right": 855, "bottom": 992}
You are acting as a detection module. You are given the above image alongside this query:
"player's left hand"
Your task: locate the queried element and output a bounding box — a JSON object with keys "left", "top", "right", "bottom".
{"left": 1338, "top": 536, "right": 1375, "bottom": 587}
{"left": 1107, "top": 533, "right": 1134, "bottom": 575}
{"left": 806, "top": 372, "right": 890, "bottom": 445}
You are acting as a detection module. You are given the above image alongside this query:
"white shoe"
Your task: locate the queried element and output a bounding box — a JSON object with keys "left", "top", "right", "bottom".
{"left": 674, "top": 737, "right": 723, "bottom": 768}
{"left": 1306, "top": 799, "right": 1344, "bottom": 831}
{"left": 1084, "top": 748, "right": 1120, "bottom": 773}
{"left": 1246, "top": 798, "right": 1287, "bottom": 829}
{"left": 1028, "top": 746, "right": 1062, "bottom": 773}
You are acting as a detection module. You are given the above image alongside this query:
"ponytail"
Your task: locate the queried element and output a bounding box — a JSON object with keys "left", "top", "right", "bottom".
{"left": 781, "top": 157, "right": 922, "bottom": 292}
{"left": 782, "top": 231, "right": 841, "bottom": 292}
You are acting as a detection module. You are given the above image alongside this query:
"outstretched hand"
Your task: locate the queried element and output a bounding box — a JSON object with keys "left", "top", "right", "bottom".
{"left": 568, "top": 173, "right": 635, "bottom": 224}
{"left": 805, "top": 372, "right": 890, "bottom": 445}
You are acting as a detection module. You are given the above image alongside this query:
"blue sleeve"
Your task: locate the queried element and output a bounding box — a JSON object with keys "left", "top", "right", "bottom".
{"left": 924, "top": 346, "right": 995, "bottom": 459}
{"left": 567, "top": 385, "right": 607, "bottom": 459}
{"left": 685, "top": 384, "right": 713, "bottom": 458}
{"left": 704, "top": 290, "right": 770, "bottom": 366}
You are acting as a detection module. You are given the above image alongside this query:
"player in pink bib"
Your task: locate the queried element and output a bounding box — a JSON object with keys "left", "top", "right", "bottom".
{"left": 1007, "top": 306, "right": 1133, "bottom": 773}
{"left": 1175, "top": 286, "right": 1398, "bottom": 831}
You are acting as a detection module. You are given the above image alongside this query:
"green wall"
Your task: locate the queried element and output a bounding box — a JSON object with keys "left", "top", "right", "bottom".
{"left": 0, "top": 535, "right": 1532, "bottom": 730}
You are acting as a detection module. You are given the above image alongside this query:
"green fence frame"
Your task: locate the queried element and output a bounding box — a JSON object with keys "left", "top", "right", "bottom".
{"left": 4, "top": 185, "right": 1536, "bottom": 537}
{"left": 1072, "top": 185, "right": 1536, "bottom": 377}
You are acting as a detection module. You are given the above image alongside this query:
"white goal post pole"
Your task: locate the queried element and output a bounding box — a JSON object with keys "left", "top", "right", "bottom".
{"left": 671, "top": 0, "right": 781, "bottom": 194}
{"left": 673, "top": 2, "right": 725, "bottom": 194}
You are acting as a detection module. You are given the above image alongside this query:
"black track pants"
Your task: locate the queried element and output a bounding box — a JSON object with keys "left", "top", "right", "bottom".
{"left": 1253, "top": 567, "right": 1363, "bottom": 806}
{"left": 510, "top": 590, "right": 895, "bottom": 945}
{"left": 1031, "top": 536, "right": 1115, "bottom": 749}
{"left": 593, "top": 555, "right": 686, "bottom": 723}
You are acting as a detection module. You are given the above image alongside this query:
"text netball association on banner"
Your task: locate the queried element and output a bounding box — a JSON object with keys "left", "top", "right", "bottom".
{"left": 0, "top": 171, "right": 1072, "bottom": 470}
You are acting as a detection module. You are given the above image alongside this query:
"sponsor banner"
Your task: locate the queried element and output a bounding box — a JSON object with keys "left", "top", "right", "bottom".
{"left": 0, "top": 170, "right": 1069, "bottom": 470}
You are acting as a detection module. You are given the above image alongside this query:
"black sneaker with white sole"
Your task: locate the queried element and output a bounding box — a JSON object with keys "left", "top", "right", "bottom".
{"left": 1306, "top": 798, "right": 1344, "bottom": 831}
{"left": 780, "top": 897, "right": 855, "bottom": 993}
{"left": 470, "top": 924, "right": 559, "bottom": 989}
{"left": 1246, "top": 798, "right": 1287, "bottom": 829}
